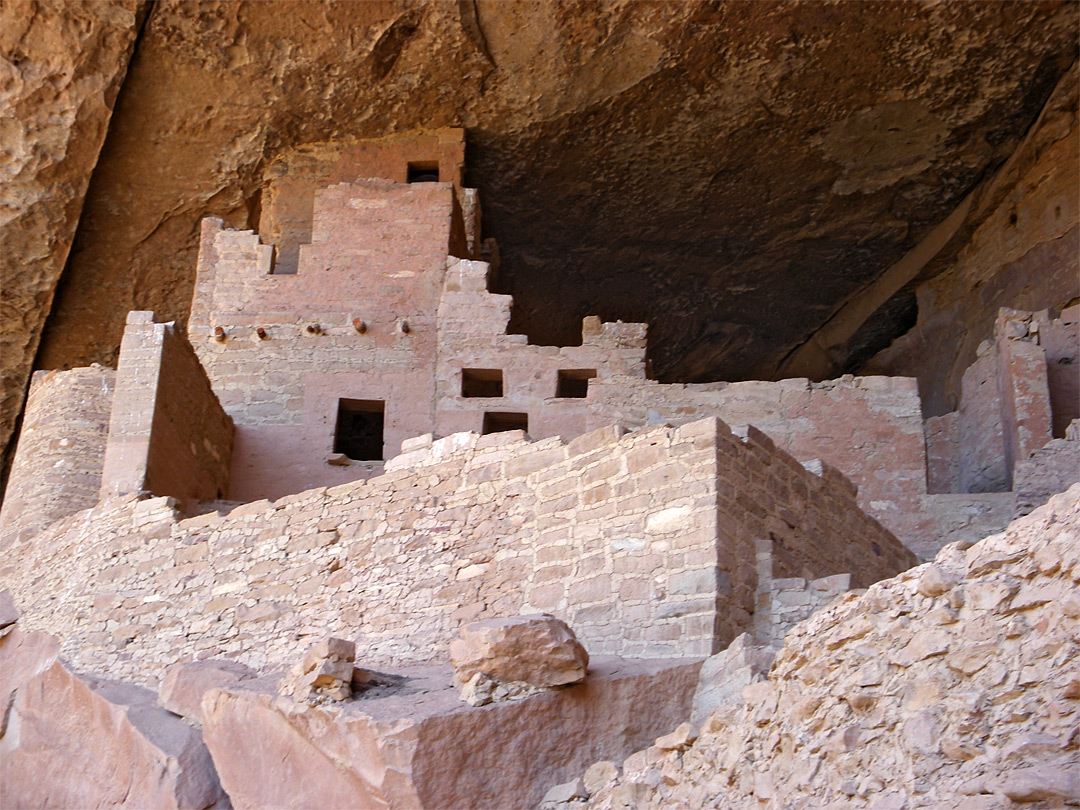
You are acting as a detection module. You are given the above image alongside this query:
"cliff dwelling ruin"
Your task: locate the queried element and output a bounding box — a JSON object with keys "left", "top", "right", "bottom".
{"left": 0, "top": 2, "right": 1078, "bottom": 808}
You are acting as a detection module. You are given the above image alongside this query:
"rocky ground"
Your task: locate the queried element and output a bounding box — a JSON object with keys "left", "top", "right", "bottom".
{"left": 547, "top": 484, "right": 1080, "bottom": 809}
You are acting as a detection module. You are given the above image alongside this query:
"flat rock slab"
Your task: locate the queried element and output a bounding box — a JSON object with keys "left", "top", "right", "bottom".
{"left": 0, "top": 628, "right": 229, "bottom": 810}
{"left": 202, "top": 656, "right": 701, "bottom": 810}
{"left": 160, "top": 658, "right": 257, "bottom": 721}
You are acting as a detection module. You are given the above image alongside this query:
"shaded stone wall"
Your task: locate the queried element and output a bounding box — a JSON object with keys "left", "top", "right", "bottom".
{"left": 930, "top": 307, "right": 1068, "bottom": 495}
{"left": 0, "top": 365, "right": 114, "bottom": 546}
{"left": 99, "top": 312, "right": 234, "bottom": 505}
{"left": 753, "top": 573, "right": 851, "bottom": 651}
{"left": 0, "top": 418, "right": 912, "bottom": 687}
{"left": 1014, "top": 426, "right": 1080, "bottom": 517}
{"left": 1044, "top": 304, "right": 1080, "bottom": 438}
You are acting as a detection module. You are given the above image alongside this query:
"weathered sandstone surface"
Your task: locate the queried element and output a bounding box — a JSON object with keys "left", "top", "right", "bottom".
{"left": 0, "top": 627, "right": 229, "bottom": 809}
{"left": 0, "top": 0, "right": 142, "bottom": 474}
{"left": 549, "top": 484, "right": 1080, "bottom": 809}
{"left": 202, "top": 657, "right": 701, "bottom": 810}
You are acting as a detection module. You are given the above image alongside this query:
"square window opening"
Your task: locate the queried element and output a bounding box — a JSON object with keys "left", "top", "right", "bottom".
{"left": 556, "top": 369, "right": 597, "bottom": 398}
{"left": 407, "top": 162, "right": 441, "bottom": 183}
{"left": 462, "top": 368, "right": 504, "bottom": 398}
{"left": 333, "top": 399, "right": 385, "bottom": 461}
{"left": 483, "top": 412, "right": 528, "bottom": 435}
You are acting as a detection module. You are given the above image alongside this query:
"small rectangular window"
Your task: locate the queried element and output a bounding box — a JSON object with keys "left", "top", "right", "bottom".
{"left": 333, "top": 399, "right": 385, "bottom": 461}
{"left": 556, "top": 369, "right": 596, "bottom": 398}
{"left": 462, "top": 368, "right": 504, "bottom": 398}
{"left": 483, "top": 412, "right": 528, "bottom": 435}
{"left": 407, "top": 162, "right": 440, "bottom": 183}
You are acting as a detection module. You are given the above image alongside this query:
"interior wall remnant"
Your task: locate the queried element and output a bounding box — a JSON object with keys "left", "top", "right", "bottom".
{"left": 99, "top": 312, "right": 234, "bottom": 506}
{"left": 864, "top": 62, "right": 1079, "bottom": 416}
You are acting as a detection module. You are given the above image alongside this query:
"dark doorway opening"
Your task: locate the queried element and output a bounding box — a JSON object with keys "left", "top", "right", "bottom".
{"left": 483, "top": 412, "right": 528, "bottom": 435}
{"left": 333, "top": 399, "right": 385, "bottom": 460}
{"left": 556, "top": 369, "right": 596, "bottom": 398}
{"left": 407, "top": 162, "right": 440, "bottom": 183}
{"left": 462, "top": 369, "right": 504, "bottom": 398}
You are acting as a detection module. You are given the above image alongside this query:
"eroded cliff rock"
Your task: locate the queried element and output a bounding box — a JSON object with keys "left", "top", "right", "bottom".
{"left": 866, "top": 62, "right": 1080, "bottom": 416}
{"left": 26, "top": 0, "right": 1080, "bottom": 399}
{"left": 0, "top": 0, "right": 142, "bottom": 478}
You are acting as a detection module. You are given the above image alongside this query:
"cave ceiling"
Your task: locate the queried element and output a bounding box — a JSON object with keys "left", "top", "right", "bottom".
{"left": 36, "top": 0, "right": 1080, "bottom": 383}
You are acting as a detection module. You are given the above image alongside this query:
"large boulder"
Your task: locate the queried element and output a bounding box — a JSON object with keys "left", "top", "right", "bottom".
{"left": 450, "top": 614, "right": 589, "bottom": 690}
{"left": 0, "top": 628, "right": 229, "bottom": 809}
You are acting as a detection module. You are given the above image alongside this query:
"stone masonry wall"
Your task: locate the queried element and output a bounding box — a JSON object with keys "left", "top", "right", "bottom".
{"left": 1014, "top": 425, "right": 1080, "bottom": 517}
{"left": 99, "top": 312, "right": 234, "bottom": 505}
{"left": 586, "top": 375, "right": 930, "bottom": 551}
{"left": 1044, "top": 304, "right": 1080, "bottom": 438}
{"left": 0, "top": 418, "right": 913, "bottom": 688}
{"left": 435, "top": 257, "right": 649, "bottom": 441}
{"left": 188, "top": 180, "right": 468, "bottom": 501}
{"left": 0, "top": 365, "right": 114, "bottom": 546}
{"left": 957, "top": 348, "right": 1009, "bottom": 492}
{"left": 753, "top": 572, "right": 851, "bottom": 651}
{"left": 932, "top": 307, "right": 1062, "bottom": 495}
{"left": 258, "top": 129, "right": 468, "bottom": 274}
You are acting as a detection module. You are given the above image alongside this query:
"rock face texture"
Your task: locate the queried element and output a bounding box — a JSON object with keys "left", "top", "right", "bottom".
{"left": 0, "top": 0, "right": 142, "bottom": 475}
{"left": 549, "top": 484, "right": 1080, "bottom": 809}
{"left": 15, "top": 2, "right": 1075, "bottom": 415}
{"left": 0, "top": 627, "right": 229, "bottom": 809}
{"left": 865, "top": 62, "right": 1079, "bottom": 415}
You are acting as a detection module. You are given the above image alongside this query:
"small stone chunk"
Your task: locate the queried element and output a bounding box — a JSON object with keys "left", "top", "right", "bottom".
{"left": 582, "top": 761, "right": 620, "bottom": 797}
{"left": 655, "top": 723, "right": 699, "bottom": 751}
{"left": 279, "top": 637, "right": 356, "bottom": 704}
{"left": 540, "top": 777, "right": 588, "bottom": 806}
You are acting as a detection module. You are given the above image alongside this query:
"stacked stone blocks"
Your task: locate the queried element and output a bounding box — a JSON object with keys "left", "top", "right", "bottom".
{"left": 0, "top": 417, "right": 913, "bottom": 687}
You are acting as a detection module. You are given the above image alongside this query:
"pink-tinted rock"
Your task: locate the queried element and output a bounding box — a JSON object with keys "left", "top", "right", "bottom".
{"left": 202, "top": 656, "right": 700, "bottom": 810}
{"left": 160, "top": 658, "right": 256, "bottom": 720}
{"left": 0, "top": 628, "right": 229, "bottom": 809}
{"left": 0, "top": 589, "right": 18, "bottom": 634}
{"left": 278, "top": 636, "right": 356, "bottom": 703}
{"left": 449, "top": 614, "right": 589, "bottom": 688}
